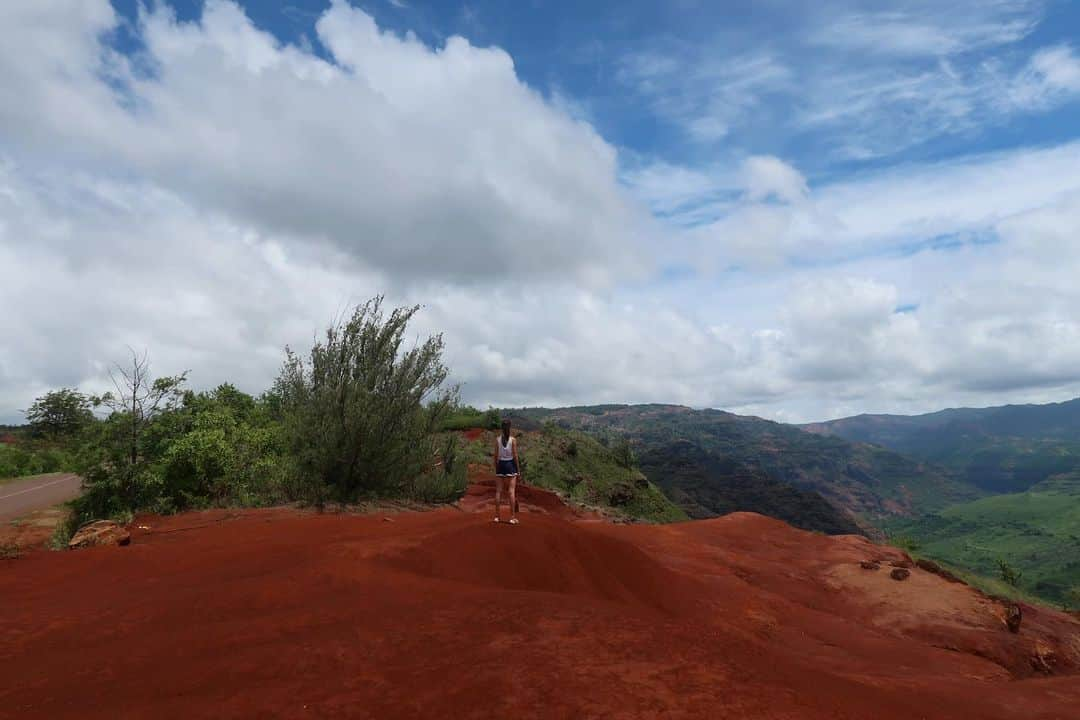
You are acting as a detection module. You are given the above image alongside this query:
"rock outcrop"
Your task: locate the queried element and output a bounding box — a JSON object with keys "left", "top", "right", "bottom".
{"left": 68, "top": 520, "right": 131, "bottom": 550}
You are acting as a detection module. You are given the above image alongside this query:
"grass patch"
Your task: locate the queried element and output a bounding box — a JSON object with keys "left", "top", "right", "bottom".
{"left": 884, "top": 475, "right": 1080, "bottom": 607}
{"left": 459, "top": 426, "right": 687, "bottom": 523}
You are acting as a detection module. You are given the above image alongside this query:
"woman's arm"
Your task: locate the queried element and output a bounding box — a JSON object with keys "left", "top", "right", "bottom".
{"left": 513, "top": 438, "right": 521, "bottom": 477}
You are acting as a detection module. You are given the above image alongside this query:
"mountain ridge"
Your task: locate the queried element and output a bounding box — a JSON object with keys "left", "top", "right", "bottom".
{"left": 802, "top": 397, "right": 1080, "bottom": 493}
{"left": 513, "top": 404, "right": 980, "bottom": 529}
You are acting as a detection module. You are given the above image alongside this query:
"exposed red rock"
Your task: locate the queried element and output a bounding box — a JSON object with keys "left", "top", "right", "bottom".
{"left": 67, "top": 520, "right": 131, "bottom": 550}
{"left": 2, "top": 478, "right": 1078, "bottom": 719}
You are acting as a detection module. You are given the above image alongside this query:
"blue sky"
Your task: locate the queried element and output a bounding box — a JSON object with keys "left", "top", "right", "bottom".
{"left": 1, "top": 0, "right": 1080, "bottom": 423}
{"left": 109, "top": 1, "right": 1080, "bottom": 177}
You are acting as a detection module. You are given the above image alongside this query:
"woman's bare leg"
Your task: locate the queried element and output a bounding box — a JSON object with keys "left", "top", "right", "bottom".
{"left": 509, "top": 474, "right": 518, "bottom": 521}
{"left": 495, "top": 476, "right": 504, "bottom": 520}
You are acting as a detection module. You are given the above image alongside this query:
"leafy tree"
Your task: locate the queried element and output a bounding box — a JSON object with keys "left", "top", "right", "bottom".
{"left": 274, "top": 297, "right": 457, "bottom": 500}
{"left": 72, "top": 351, "right": 188, "bottom": 521}
{"left": 25, "top": 388, "right": 93, "bottom": 439}
{"left": 91, "top": 349, "right": 188, "bottom": 468}
{"left": 612, "top": 437, "right": 637, "bottom": 469}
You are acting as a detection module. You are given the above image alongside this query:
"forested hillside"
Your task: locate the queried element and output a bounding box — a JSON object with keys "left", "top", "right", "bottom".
{"left": 516, "top": 404, "right": 979, "bottom": 528}
{"left": 804, "top": 398, "right": 1080, "bottom": 493}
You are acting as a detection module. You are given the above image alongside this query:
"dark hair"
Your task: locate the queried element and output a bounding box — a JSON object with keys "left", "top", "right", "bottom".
{"left": 501, "top": 419, "right": 511, "bottom": 438}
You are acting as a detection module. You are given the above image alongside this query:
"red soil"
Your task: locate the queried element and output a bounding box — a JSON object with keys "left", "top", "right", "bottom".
{"left": 461, "top": 427, "right": 486, "bottom": 442}
{"left": 3, "top": 479, "right": 1080, "bottom": 719}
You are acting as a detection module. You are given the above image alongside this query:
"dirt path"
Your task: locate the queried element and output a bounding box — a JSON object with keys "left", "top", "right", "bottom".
{"left": 2, "top": 479, "right": 1079, "bottom": 719}
{"left": 0, "top": 473, "right": 80, "bottom": 522}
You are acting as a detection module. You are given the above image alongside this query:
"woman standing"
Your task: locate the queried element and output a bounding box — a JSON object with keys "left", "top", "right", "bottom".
{"left": 493, "top": 419, "right": 520, "bottom": 524}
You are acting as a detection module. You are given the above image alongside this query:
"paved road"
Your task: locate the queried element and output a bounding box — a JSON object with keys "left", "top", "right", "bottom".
{"left": 0, "top": 473, "right": 82, "bottom": 522}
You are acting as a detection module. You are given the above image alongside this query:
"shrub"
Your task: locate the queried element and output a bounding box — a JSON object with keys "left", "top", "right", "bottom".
{"left": 482, "top": 408, "right": 501, "bottom": 430}
{"left": 274, "top": 297, "right": 457, "bottom": 501}
{"left": 0, "top": 443, "right": 77, "bottom": 479}
{"left": 890, "top": 534, "right": 922, "bottom": 552}
{"left": 68, "top": 376, "right": 289, "bottom": 527}
{"left": 612, "top": 438, "right": 636, "bottom": 469}
{"left": 997, "top": 558, "right": 1024, "bottom": 588}
{"left": 439, "top": 406, "right": 502, "bottom": 432}
{"left": 1066, "top": 587, "right": 1080, "bottom": 612}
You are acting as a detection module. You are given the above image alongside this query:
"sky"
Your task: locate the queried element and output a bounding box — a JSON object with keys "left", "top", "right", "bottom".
{"left": 2, "top": 1, "right": 1080, "bottom": 424}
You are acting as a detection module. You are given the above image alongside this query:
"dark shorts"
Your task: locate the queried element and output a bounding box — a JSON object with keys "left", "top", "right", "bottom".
{"left": 496, "top": 459, "right": 519, "bottom": 477}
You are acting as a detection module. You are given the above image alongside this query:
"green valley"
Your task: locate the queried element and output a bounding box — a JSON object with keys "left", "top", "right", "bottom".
{"left": 514, "top": 404, "right": 980, "bottom": 532}
{"left": 886, "top": 473, "right": 1080, "bottom": 606}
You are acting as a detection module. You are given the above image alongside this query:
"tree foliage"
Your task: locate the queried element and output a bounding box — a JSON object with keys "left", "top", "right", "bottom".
{"left": 612, "top": 437, "right": 637, "bottom": 470}
{"left": 25, "top": 388, "right": 93, "bottom": 439}
{"left": 92, "top": 349, "right": 188, "bottom": 468}
{"left": 997, "top": 558, "right": 1024, "bottom": 588}
{"left": 274, "top": 297, "right": 457, "bottom": 500}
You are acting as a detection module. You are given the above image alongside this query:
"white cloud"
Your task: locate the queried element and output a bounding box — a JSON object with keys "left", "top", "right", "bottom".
{"left": 1007, "top": 44, "right": 1080, "bottom": 109}
{"left": 741, "top": 156, "right": 807, "bottom": 204}
{"left": 614, "top": 2, "right": 1075, "bottom": 160}
{"left": 617, "top": 50, "right": 790, "bottom": 144}
{"left": 647, "top": 141, "right": 1080, "bottom": 269}
{"left": 3, "top": 0, "right": 1080, "bottom": 428}
{"left": 0, "top": 0, "right": 644, "bottom": 287}
{"left": 810, "top": 3, "right": 1040, "bottom": 57}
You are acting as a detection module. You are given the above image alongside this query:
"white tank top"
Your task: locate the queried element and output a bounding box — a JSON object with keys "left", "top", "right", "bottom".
{"left": 497, "top": 435, "right": 515, "bottom": 461}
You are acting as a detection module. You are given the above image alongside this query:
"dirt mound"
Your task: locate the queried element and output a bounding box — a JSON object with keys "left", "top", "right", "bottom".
{"left": 459, "top": 468, "right": 585, "bottom": 519}
{"left": 3, "top": 493, "right": 1080, "bottom": 718}
{"left": 382, "top": 515, "right": 701, "bottom": 614}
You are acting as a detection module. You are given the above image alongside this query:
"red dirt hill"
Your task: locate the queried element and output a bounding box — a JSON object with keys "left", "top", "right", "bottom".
{"left": 2, "top": 477, "right": 1079, "bottom": 719}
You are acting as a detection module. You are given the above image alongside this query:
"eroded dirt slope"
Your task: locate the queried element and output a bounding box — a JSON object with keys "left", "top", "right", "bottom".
{"left": 2, "top": 476, "right": 1079, "bottom": 719}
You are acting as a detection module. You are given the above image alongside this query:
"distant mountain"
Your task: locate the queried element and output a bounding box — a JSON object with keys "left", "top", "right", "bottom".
{"left": 515, "top": 404, "right": 980, "bottom": 529}
{"left": 637, "top": 440, "right": 862, "bottom": 535}
{"left": 803, "top": 398, "right": 1080, "bottom": 493}
{"left": 885, "top": 471, "right": 1080, "bottom": 605}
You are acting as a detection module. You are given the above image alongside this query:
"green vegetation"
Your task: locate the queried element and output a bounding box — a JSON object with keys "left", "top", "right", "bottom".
{"left": 25, "top": 389, "right": 94, "bottom": 440}
{"left": 515, "top": 404, "right": 979, "bottom": 523}
{"left": 14, "top": 299, "right": 683, "bottom": 541}
{"left": 273, "top": 297, "right": 458, "bottom": 503}
{"left": 0, "top": 389, "right": 91, "bottom": 482}
{"left": 884, "top": 473, "right": 1080, "bottom": 605}
{"left": 805, "top": 398, "right": 1080, "bottom": 493}
{"left": 439, "top": 405, "right": 501, "bottom": 431}
{"left": 0, "top": 443, "right": 77, "bottom": 481}
{"left": 997, "top": 558, "right": 1023, "bottom": 588}
{"left": 11, "top": 297, "right": 468, "bottom": 539}
{"left": 457, "top": 425, "right": 686, "bottom": 523}
{"left": 637, "top": 440, "right": 862, "bottom": 535}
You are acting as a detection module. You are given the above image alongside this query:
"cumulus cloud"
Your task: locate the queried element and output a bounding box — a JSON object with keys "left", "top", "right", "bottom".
{"left": 1007, "top": 44, "right": 1080, "bottom": 109}
{"left": 3, "top": 0, "right": 1080, "bottom": 427}
{"left": 0, "top": 0, "right": 643, "bottom": 286}
{"left": 741, "top": 156, "right": 807, "bottom": 204}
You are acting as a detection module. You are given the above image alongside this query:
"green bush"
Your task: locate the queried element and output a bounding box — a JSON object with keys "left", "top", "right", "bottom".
{"left": 439, "top": 406, "right": 501, "bottom": 431}
{"left": 997, "top": 558, "right": 1024, "bottom": 588}
{"left": 0, "top": 442, "right": 76, "bottom": 479}
{"left": 68, "top": 381, "right": 290, "bottom": 527}
{"left": 274, "top": 297, "right": 457, "bottom": 501}
{"left": 409, "top": 463, "right": 468, "bottom": 504}
{"left": 159, "top": 405, "right": 286, "bottom": 507}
